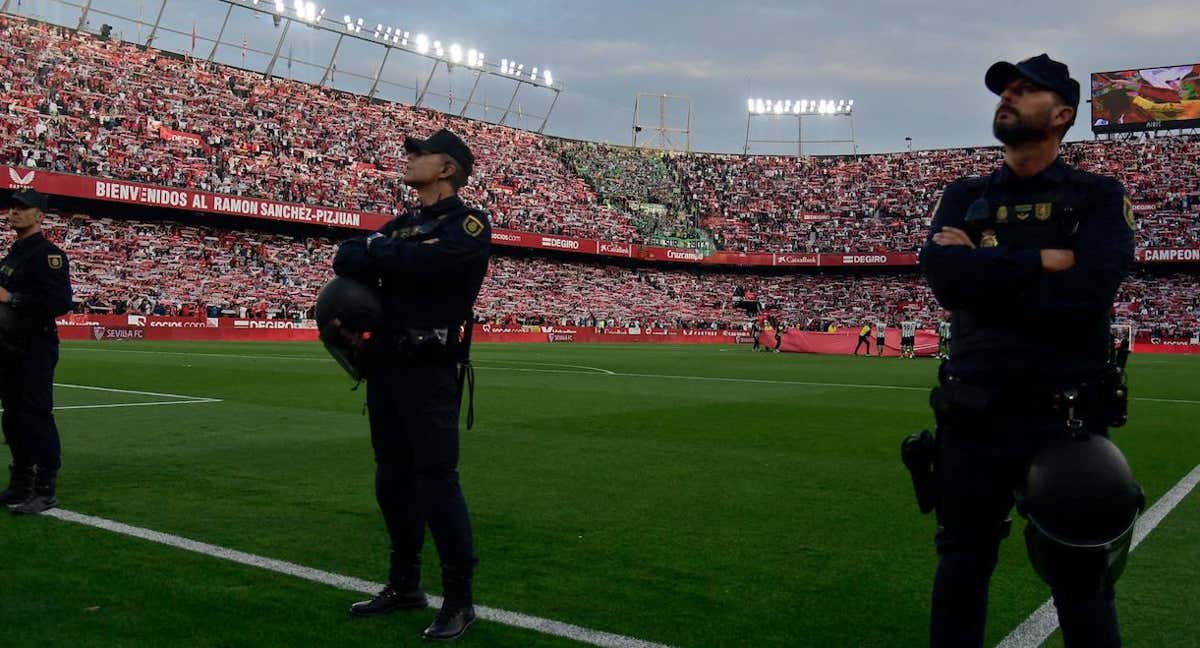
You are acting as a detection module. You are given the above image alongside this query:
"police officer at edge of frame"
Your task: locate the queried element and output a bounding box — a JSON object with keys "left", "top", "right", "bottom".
{"left": 0, "top": 189, "right": 74, "bottom": 515}
{"left": 919, "top": 55, "right": 1138, "bottom": 647}
{"left": 331, "top": 129, "right": 490, "bottom": 642}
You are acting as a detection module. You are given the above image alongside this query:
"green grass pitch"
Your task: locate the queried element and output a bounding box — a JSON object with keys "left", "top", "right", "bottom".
{"left": 1, "top": 341, "right": 1197, "bottom": 647}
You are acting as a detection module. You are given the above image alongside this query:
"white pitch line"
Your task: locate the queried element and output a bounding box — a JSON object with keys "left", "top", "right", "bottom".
{"left": 52, "top": 400, "right": 222, "bottom": 411}
{"left": 62, "top": 347, "right": 324, "bottom": 362}
{"left": 996, "top": 463, "right": 1200, "bottom": 648}
{"left": 60, "top": 346, "right": 1200, "bottom": 403}
{"left": 54, "top": 382, "right": 222, "bottom": 401}
{"left": 41, "top": 509, "right": 673, "bottom": 648}
{"left": 479, "top": 360, "right": 617, "bottom": 375}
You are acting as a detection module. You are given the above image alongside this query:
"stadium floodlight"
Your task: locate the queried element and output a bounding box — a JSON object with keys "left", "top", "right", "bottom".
{"left": 749, "top": 97, "right": 854, "bottom": 116}
{"left": 531, "top": 66, "right": 539, "bottom": 81}
{"left": 274, "top": 0, "right": 284, "bottom": 13}
{"left": 415, "top": 33, "right": 430, "bottom": 54}
{"left": 543, "top": 69, "right": 553, "bottom": 86}
{"left": 433, "top": 40, "right": 444, "bottom": 57}
{"left": 449, "top": 43, "right": 463, "bottom": 64}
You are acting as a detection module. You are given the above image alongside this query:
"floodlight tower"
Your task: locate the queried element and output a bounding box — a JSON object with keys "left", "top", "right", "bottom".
{"left": 743, "top": 98, "right": 857, "bottom": 156}
{"left": 632, "top": 93, "right": 693, "bottom": 151}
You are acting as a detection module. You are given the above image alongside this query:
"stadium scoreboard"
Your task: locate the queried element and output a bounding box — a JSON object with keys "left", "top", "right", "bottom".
{"left": 1091, "top": 63, "right": 1200, "bottom": 134}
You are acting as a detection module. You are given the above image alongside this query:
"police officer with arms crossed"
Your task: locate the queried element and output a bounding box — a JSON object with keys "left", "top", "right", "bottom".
{"left": 0, "top": 189, "right": 73, "bottom": 514}
{"left": 918, "top": 55, "right": 1142, "bottom": 647}
{"left": 331, "top": 129, "right": 489, "bottom": 642}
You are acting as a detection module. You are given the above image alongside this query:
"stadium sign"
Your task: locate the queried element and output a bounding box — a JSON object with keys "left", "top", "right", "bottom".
{"left": 91, "top": 326, "right": 146, "bottom": 340}
{"left": 773, "top": 254, "right": 820, "bottom": 266}
{"left": 1137, "top": 248, "right": 1200, "bottom": 263}
{"left": 0, "top": 166, "right": 390, "bottom": 231}
{"left": 598, "top": 241, "right": 634, "bottom": 257}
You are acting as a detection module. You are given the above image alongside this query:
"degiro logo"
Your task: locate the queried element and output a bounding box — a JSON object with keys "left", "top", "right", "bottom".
{"left": 541, "top": 237, "right": 580, "bottom": 250}
{"left": 843, "top": 255, "right": 889, "bottom": 264}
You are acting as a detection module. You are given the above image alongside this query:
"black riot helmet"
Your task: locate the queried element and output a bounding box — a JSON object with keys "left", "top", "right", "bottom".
{"left": 1016, "top": 434, "right": 1144, "bottom": 592}
{"left": 314, "top": 276, "right": 383, "bottom": 381}
{"left": 315, "top": 276, "right": 382, "bottom": 333}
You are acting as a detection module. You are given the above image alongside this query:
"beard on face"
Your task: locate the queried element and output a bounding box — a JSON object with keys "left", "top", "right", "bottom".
{"left": 993, "top": 106, "right": 1052, "bottom": 145}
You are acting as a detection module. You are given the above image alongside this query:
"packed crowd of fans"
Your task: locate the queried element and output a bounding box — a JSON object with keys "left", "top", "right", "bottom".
{"left": 0, "top": 15, "right": 1196, "bottom": 340}
{"left": 1, "top": 16, "right": 1196, "bottom": 257}
{"left": 0, "top": 17, "right": 636, "bottom": 242}
{"left": 18, "top": 212, "right": 1195, "bottom": 341}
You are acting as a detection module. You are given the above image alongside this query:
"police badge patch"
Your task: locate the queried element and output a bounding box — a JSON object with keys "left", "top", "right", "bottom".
{"left": 996, "top": 206, "right": 1008, "bottom": 223}
{"left": 980, "top": 229, "right": 999, "bottom": 248}
{"left": 463, "top": 214, "right": 485, "bottom": 237}
{"left": 1122, "top": 197, "right": 1136, "bottom": 231}
{"left": 1035, "top": 203, "right": 1052, "bottom": 221}
{"left": 47, "top": 254, "right": 63, "bottom": 269}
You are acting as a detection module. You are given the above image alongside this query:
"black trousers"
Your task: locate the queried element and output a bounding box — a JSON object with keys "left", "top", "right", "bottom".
{"left": 366, "top": 355, "right": 476, "bottom": 588}
{"left": 854, "top": 335, "right": 870, "bottom": 354}
{"left": 930, "top": 411, "right": 1120, "bottom": 648}
{"left": 1, "top": 338, "right": 61, "bottom": 472}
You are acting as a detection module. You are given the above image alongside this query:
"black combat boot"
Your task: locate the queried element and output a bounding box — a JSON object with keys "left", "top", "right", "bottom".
{"left": 350, "top": 561, "right": 427, "bottom": 616}
{"left": 0, "top": 465, "right": 35, "bottom": 506}
{"left": 10, "top": 468, "right": 56, "bottom": 514}
{"left": 422, "top": 570, "right": 475, "bottom": 641}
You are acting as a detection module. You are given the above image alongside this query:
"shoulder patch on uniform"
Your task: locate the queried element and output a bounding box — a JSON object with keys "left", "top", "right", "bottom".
{"left": 47, "top": 254, "right": 63, "bottom": 270}
{"left": 463, "top": 214, "right": 485, "bottom": 237}
{"left": 1122, "top": 197, "right": 1136, "bottom": 231}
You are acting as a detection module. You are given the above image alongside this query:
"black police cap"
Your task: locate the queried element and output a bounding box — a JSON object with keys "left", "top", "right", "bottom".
{"left": 10, "top": 189, "right": 48, "bottom": 211}
{"left": 986, "top": 53, "right": 1080, "bottom": 109}
{"left": 403, "top": 129, "right": 474, "bottom": 177}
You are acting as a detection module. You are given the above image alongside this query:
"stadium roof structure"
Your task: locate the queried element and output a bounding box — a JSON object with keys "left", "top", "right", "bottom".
{"left": 9, "top": 0, "right": 562, "bottom": 133}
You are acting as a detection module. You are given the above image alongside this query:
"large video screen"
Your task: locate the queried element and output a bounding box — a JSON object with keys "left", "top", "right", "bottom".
{"left": 1091, "top": 64, "right": 1200, "bottom": 133}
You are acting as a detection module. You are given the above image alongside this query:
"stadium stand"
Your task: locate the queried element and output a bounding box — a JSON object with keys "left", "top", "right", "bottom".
{"left": 14, "top": 212, "right": 1195, "bottom": 341}
{"left": 0, "top": 15, "right": 1195, "bottom": 343}
{"left": 2, "top": 16, "right": 1196, "bottom": 255}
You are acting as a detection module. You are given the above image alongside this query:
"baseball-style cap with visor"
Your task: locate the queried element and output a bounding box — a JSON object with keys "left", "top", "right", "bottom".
{"left": 403, "top": 129, "right": 474, "bottom": 177}
{"left": 8, "top": 189, "right": 48, "bottom": 211}
{"left": 986, "top": 53, "right": 1080, "bottom": 123}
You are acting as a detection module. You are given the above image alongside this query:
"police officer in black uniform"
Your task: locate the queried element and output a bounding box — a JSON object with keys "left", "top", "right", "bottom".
{"left": 0, "top": 189, "right": 73, "bottom": 514}
{"left": 919, "top": 55, "right": 1137, "bottom": 647}
{"left": 332, "top": 129, "right": 489, "bottom": 642}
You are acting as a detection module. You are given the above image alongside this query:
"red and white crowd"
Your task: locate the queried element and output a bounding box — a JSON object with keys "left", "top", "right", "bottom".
{"left": 7, "top": 212, "right": 1192, "bottom": 340}
{"left": 2, "top": 17, "right": 1196, "bottom": 255}
{"left": 0, "top": 16, "right": 1195, "bottom": 339}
